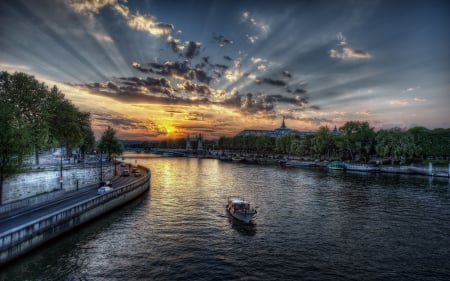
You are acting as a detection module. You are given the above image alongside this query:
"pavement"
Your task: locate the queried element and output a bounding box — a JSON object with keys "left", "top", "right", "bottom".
{"left": 0, "top": 162, "right": 145, "bottom": 234}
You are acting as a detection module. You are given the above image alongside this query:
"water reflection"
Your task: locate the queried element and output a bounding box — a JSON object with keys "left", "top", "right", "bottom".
{"left": 1, "top": 154, "right": 449, "bottom": 281}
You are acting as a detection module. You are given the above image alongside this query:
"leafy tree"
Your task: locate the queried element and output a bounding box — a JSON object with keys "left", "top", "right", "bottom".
{"left": 46, "top": 86, "right": 92, "bottom": 155}
{"left": 275, "top": 134, "right": 297, "bottom": 154}
{"left": 0, "top": 104, "right": 33, "bottom": 204}
{"left": 337, "top": 121, "right": 375, "bottom": 162}
{"left": 311, "top": 126, "right": 336, "bottom": 160}
{"left": 0, "top": 72, "right": 49, "bottom": 165}
{"left": 98, "top": 126, "right": 123, "bottom": 160}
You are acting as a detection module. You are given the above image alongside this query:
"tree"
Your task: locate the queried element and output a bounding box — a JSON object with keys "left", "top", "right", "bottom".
{"left": 311, "top": 126, "right": 335, "bottom": 160}
{"left": 46, "top": 86, "right": 92, "bottom": 156}
{"left": 98, "top": 126, "right": 123, "bottom": 160}
{"left": 337, "top": 121, "right": 375, "bottom": 162}
{"left": 0, "top": 72, "right": 49, "bottom": 165}
{"left": 0, "top": 104, "right": 33, "bottom": 204}
{"left": 276, "top": 134, "right": 297, "bottom": 154}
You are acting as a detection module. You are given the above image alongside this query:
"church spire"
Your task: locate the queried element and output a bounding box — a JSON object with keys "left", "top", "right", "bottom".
{"left": 281, "top": 116, "right": 286, "bottom": 129}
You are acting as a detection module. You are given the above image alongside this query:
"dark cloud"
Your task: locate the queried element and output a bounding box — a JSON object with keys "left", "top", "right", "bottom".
{"left": 184, "top": 41, "right": 201, "bottom": 59}
{"left": 282, "top": 70, "right": 292, "bottom": 78}
{"left": 310, "top": 105, "right": 320, "bottom": 110}
{"left": 294, "top": 88, "right": 307, "bottom": 94}
{"left": 212, "top": 34, "right": 234, "bottom": 47}
{"left": 179, "top": 81, "right": 212, "bottom": 96}
{"left": 167, "top": 36, "right": 183, "bottom": 55}
{"left": 255, "top": 78, "right": 287, "bottom": 87}
{"left": 148, "top": 62, "right": 164, "bottom": 69}
{"left": 152, "top": 61, "right": 213, "bottom": 85}
{"left": 132, "top": 62, "right": 152, "bottom": 73}
{"left": 223, "top": 55, "right": 233, "bottom": 61}
{"left": 214, "top": 64, "right": 229, "bottom": 70}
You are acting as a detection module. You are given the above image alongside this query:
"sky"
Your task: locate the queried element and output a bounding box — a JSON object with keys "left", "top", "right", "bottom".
{"left": 1, "top": 0, "right": 449, "bottom": 140}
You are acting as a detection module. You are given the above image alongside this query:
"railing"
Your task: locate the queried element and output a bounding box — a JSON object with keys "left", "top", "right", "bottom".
{"left": 0, "top": 169, "right": 150, "bottom": 251}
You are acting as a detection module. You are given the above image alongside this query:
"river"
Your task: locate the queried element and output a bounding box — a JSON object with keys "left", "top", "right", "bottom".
{"left": 1, "top": 153, "right": 449, "bottom": 280}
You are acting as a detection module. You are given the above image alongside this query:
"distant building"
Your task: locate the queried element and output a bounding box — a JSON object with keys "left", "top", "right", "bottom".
{"left": 237, "top": 117, "right": 313, "bottom": 138}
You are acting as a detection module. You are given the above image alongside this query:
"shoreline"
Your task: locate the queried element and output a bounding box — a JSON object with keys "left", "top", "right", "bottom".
{"left": 129, "top": 150, "right": 450, "bottom": 178}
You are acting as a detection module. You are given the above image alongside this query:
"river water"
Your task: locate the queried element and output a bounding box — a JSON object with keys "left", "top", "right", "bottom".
{"left": 1, "top": 153, "right": 450, "bottom": 281}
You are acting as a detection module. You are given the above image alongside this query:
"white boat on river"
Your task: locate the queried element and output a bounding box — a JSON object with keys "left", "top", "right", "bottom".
{"left": 226, "top": 197, "right": 257, "bottom": 224}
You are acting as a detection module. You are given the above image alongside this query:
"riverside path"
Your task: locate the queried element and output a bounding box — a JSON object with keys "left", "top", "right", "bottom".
{"left": 0, "top": 165, "right": 145, "bottom": 234}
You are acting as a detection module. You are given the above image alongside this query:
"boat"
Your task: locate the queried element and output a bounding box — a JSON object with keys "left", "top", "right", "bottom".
{"left": 327, "top": 161, "right": 346, "bottom": 170}
{"left": 344, "top": 163, "right": 380, "bottom": 172}
{"left": 279, "top": 160, "right": 316, "bottom": 168}
{"left": 226, "top": 197, "right": 257, "bottom": 224}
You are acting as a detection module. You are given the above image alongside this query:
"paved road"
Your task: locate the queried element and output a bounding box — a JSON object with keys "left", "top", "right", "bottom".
{"left": 0, "top": 165, "right": 145, "bottom": 234}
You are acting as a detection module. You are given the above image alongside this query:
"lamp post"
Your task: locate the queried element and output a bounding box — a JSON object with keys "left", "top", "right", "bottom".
{"left": 100, "top": 152, "right": 103, "bottom": 182}
{"left": 60, "top": 147, "right": 63, "bottom": 190}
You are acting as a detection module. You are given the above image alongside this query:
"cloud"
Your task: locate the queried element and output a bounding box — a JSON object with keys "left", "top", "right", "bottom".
{"left": 184, "top": 111, "right": 205, "bottom": 121}
{"left": 177, "top": 81, "right": 212, "bottom": 96}
{"left": 128, "top": 13, "right": 173, "bottom": 37}
{"left": 212, "top": 34, "right": 233, "bottom": 47}
{"left": 389, "top": 99, "right": 409, "bottom": 106}
{"left": 402, "top": 86, "right": 420, "bottom": 93}
{"left": 184, "top": 41, "right": 201, "bottom": 59}
{"left": 413, "top": 97, "right": 427, "bottom": 102}
{"left": 282, "top": 70, "right": 292, "bottom": 78}
{"left": 255, "top": 77, "right": 287, "bottom": 87}
{"left": 330, "top": 47, "right": 372, "bottom": 60}
{"left": 167, "top": 37, "right": 202, "bottom": 59}
{"left": 242, "top": 11, "right": 270, "bottom": 43}
{"left": 67, "top": 0, "right": 173, "bottom": 37}
{"left": 92, "top": 32, "right": 113, "bottom": 43}
{"left": 133, "top": 60, "right": 213, "bottom": 85}
{"left": 329, "top": 32, "right": 371, "bottom": 60}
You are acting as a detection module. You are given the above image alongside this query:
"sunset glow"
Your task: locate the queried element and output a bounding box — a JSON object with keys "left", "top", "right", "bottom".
{"left": 1, "top": 0, "right": 449, "bottom": 140}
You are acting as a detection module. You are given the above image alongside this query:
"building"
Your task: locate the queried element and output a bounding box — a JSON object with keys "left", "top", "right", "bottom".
{"left": 237, "top": 117, "right": 312, "bottom": 138}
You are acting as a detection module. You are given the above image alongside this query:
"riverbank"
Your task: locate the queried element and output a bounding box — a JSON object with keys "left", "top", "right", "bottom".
{"left": 215, "top": 153, "right": 450, "bottom": 178}
{"left": 0, "top": 166, "right": 150, "bottom": 267}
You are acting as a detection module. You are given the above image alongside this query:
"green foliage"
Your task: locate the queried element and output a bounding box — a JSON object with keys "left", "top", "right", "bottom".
{"left": 336, "top": 121, "right": 375, "bottom": 162}
{"left": 98, "top": 126, "right": 123, "bottom": 159}
{"left": 0, "top": 71, "right": 95, "bottom": 203}
{"left": 0, "top": 103, "right": 34, "bottom": 201}
{"left": 216, "top": 121, "right": 448, "bottom": 163}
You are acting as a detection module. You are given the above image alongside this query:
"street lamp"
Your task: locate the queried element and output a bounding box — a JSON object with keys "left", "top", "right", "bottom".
{"left": 100, "top": 151, "right": 103, "bottom": 182}
{"left": 60, "top": 146, "right": 63, "bottom": 190}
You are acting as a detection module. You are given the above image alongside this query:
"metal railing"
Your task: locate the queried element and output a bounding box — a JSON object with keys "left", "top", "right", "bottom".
{"left": 0, "top": 169, "right": 150, "bottom": 251}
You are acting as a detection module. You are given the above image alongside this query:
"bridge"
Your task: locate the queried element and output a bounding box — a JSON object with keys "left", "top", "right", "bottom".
{"left": 149, "top": 148, "right": 192, "bottom": 156}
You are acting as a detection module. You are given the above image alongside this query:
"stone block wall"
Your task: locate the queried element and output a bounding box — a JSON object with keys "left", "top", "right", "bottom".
{"left": 2, "top": 165, "right": 114, "bottom": 204}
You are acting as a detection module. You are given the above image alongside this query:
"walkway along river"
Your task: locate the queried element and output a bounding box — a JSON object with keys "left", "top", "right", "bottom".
{"left": 0, "top": 153, "right": 449, "bottom": 280}
{"left": 0, "top": 165, "right": 150, "bottom": 267}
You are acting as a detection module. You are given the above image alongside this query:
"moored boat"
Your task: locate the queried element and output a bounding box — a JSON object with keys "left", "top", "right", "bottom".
{"left": 344, "top": 163, "right": 380, "bottom": 172}
{"left": 279, "top": 160, "right": 316, "bottom": 168}
{"left": 226, "top": 197, "right": 257, "bottom": 224}
{"left": 327, "top": 161, "right": 346, "bottom": 170}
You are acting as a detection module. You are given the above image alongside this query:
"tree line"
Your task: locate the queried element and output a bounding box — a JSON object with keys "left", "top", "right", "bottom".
{"left": 0, "top": 71, "right": 124, "bottom": 204}
{"left": 218, "top": 121, "right": 450, "bottom": 164}
{"left": 0, "top": 71, "right": 98, "bottom": 202}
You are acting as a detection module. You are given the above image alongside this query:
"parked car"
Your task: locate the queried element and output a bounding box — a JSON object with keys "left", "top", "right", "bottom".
{"left": 120, "top": 162, "right": 127, "bottom": 167}
{"left": 97, "top": 186, "right": 113, "bottom": 195}
{"left": 122, "top": 169, "right": 130, "bottom": 176}
{"left": 134, "top": 170, "right": 141, "bottom": 177}
{"left": 132, "top": 167, "right": 137, "bottom": 173}
{"left": 99, "top": 181, "right": 112, "bottom": 187}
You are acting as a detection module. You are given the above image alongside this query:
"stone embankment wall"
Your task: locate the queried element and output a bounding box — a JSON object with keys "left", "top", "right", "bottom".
{"left": 2, "top": 165, "right": 114, "bottom": 204}
{"left": 0, "top": 168, "right": 150, "bottom": 267}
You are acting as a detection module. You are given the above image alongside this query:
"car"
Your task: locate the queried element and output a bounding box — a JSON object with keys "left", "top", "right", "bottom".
{"left": 97, "top": 186, "right": 113, "bottom": 195}
{"left": 122, "top": 169, "right": 130, "bottom": 176}
{"left": 131, "top": 167, "right": 137, "bottom": 173}
{"left": 120, "top": 162, "right": 127, "bottom": 167}
{"left": 98, "top": 181, "right": 112, "bottom": 187}
{"left": 134, "top": 170, "right": 141, "bottom": 177}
